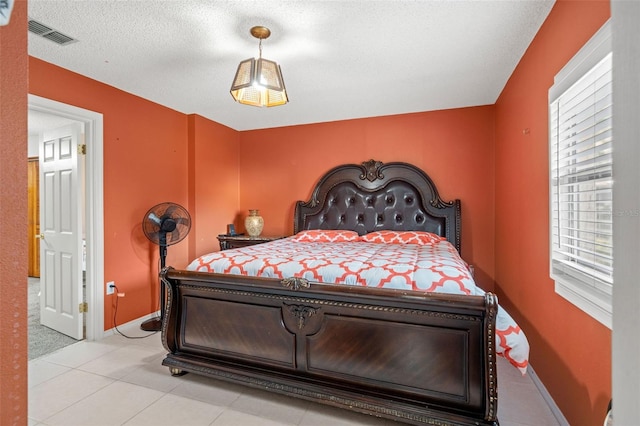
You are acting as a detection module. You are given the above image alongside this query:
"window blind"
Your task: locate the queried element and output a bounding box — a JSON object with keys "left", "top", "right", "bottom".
{"left": 550, "top": 52, "right": 613, "bottom": 295}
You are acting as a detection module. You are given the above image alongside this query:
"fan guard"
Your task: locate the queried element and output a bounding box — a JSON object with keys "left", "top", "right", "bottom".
{"left": 143, "top": 202, "right": 191, "bottom": 247}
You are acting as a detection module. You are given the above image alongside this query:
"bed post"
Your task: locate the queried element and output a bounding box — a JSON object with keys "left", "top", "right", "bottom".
{"left": 484, "top": 292, "right": 499, "bottom": 423}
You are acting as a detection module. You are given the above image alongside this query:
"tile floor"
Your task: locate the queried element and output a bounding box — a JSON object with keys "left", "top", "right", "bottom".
{"left": 29, "top": 324, "right": 566, "bottom": 426}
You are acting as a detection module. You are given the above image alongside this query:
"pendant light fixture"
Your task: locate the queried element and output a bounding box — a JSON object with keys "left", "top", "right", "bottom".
{"left": 230, "top": 26, "right": 288, "bottom": 107}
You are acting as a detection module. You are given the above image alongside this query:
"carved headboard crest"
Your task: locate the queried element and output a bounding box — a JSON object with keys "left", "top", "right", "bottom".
{"left": 360, "top": 159, "right": 384, "bottom": 182}
{"left": 293, "top": 160, "right": 462, "bottom": 253}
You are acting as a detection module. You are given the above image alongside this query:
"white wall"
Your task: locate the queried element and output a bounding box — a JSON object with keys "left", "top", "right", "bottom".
{"left": 28, "top": 133, "right": 39, "bottom": 157}
{"left": 612, "top": 1, "right": 640, "bottom": 423}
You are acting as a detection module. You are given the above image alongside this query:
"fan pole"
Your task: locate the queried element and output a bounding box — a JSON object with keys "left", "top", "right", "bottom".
{"left": 140, "top": 237, "right": 168, "bottom": 332}
{"left": 160, "top": 243, "right": 167, "bottom": 269}
{"left": 159, "top": 235, "right": 168, "bottom": 324}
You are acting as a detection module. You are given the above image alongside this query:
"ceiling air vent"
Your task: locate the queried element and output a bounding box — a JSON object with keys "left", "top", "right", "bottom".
{"left": 28, "top": 19, "right": 77, "bottom": 46}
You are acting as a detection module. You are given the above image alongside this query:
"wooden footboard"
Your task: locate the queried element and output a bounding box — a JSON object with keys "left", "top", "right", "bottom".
{"left": 160, "top": 268, "right": 499, "bottom": 426}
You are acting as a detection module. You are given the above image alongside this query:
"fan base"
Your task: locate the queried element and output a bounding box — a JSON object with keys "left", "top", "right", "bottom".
{"left": 140, "top": 317, "right": 162, "bottom": 332}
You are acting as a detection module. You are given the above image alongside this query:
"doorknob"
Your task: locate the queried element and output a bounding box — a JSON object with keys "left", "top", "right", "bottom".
{"left": 35, "top": 233, "right": 44, "bottom": 240}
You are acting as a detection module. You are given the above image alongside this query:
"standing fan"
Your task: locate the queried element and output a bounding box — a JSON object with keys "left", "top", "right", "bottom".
{"left": 140, "top": 202, "right": 191, "bottom": 331}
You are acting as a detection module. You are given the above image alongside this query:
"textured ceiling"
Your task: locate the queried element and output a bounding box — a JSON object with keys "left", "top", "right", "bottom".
{"left": 28, "top": 109, "right": 76, "bottom": 135}
{"left": 27, "top": 0, "right": 555, "bottom": 131}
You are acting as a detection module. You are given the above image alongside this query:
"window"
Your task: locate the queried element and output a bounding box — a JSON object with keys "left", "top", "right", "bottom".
{"left": 549, "top": 20, "right": 612, "bottom": 328}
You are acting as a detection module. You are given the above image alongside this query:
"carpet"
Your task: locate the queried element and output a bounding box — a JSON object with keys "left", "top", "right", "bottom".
{"left": 28, "top": 277, "right": 79, "bottom": 360}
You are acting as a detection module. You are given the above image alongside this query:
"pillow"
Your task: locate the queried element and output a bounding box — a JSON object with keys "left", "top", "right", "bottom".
{"left": 292, "top": 229, "right": 361, "bottom": 243}
{"left": 359, "top": 230, "right": 444, "bottom": 245}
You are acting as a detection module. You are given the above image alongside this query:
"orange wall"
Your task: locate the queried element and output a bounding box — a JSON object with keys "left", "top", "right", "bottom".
{"left": 237, "top": 107, "right": 497, "bottom": 290}
{"left": 494, "top": 1, "right": 611, "bottom": 425}
{"left": 187, "top": 114, "right": 240, "bottom": 259}
{"left": 28, "top": 59, "right": 239, "bottom": 328}
{"left": 0, "top": 0, "right": 28, "bottom": 423}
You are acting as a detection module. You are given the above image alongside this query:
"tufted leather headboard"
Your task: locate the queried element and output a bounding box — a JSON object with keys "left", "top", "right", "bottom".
{"left": 293, "top": 160, "right": 461, "bottom": 253}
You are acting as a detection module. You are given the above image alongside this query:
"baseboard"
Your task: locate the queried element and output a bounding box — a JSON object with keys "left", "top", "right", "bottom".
{"left": 102, "top": 311, "right": 161, "bottom": 337}
{"left": 528, "top": 364, "right": 570, "bottom": 426}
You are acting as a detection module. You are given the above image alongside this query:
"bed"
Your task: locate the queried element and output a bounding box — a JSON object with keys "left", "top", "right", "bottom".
{"left": 160, "top": 159, "right": 529, "bottom": 425}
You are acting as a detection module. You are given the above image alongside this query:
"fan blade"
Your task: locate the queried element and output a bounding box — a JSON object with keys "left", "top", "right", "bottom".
{"left": 146, "top": 231, "right": 162, "bottom": 242}
{"left": 164, "top": 204, "right": 178, "bottom": 217}
{"left": 147, "top": 212, "right": 162, "bottom": 226}
{"left": 174, "top": 216, "right": 190, "bottom": 226}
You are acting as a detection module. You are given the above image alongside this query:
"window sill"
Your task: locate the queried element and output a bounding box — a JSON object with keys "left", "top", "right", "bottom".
{"left": 554, "top": 277, "right": 612, "bottom": 329}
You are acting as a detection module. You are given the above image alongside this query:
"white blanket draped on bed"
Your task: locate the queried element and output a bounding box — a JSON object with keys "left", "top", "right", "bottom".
{"left": 187, "top": 235, "right": 530, "bottom": 374}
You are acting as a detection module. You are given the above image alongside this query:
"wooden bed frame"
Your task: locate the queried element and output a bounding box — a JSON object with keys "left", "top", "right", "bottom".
{"left": 160, "top": 160, "right": 499, "bottom": 425}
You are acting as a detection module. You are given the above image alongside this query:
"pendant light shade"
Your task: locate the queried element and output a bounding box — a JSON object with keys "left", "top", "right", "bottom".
{"left": 230, "top": 26, "right": 288, "bottom": 107}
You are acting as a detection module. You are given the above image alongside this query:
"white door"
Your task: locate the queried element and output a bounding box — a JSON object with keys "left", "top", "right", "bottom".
{"left": 39, "top": 124, "right": 85, "bottom": 340}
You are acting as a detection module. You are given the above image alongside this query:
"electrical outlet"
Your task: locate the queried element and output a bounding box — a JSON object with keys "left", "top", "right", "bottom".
{"left": 106, "top": 281, "right": 115, "bottom": 295}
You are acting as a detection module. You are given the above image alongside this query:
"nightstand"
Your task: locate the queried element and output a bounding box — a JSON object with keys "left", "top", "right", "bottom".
{"left": 217, "top": 234, "right": 285, "bottom": 251}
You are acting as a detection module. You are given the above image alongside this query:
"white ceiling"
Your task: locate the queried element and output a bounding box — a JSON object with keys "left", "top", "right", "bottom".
{"left": 27, "top": 0, "right": 555, "bottom": 132}
{"left": 28, "top": 109, "right": 77, "bottom": 135}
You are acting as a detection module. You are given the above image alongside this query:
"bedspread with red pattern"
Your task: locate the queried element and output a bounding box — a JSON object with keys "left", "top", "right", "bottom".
{"left": 187, "top": 237, "right": 530, "bottom": 374}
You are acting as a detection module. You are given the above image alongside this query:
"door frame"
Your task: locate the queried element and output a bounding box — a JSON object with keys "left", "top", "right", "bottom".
{"left": 29, "top": 94, "right": 105, "bottom": 341}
